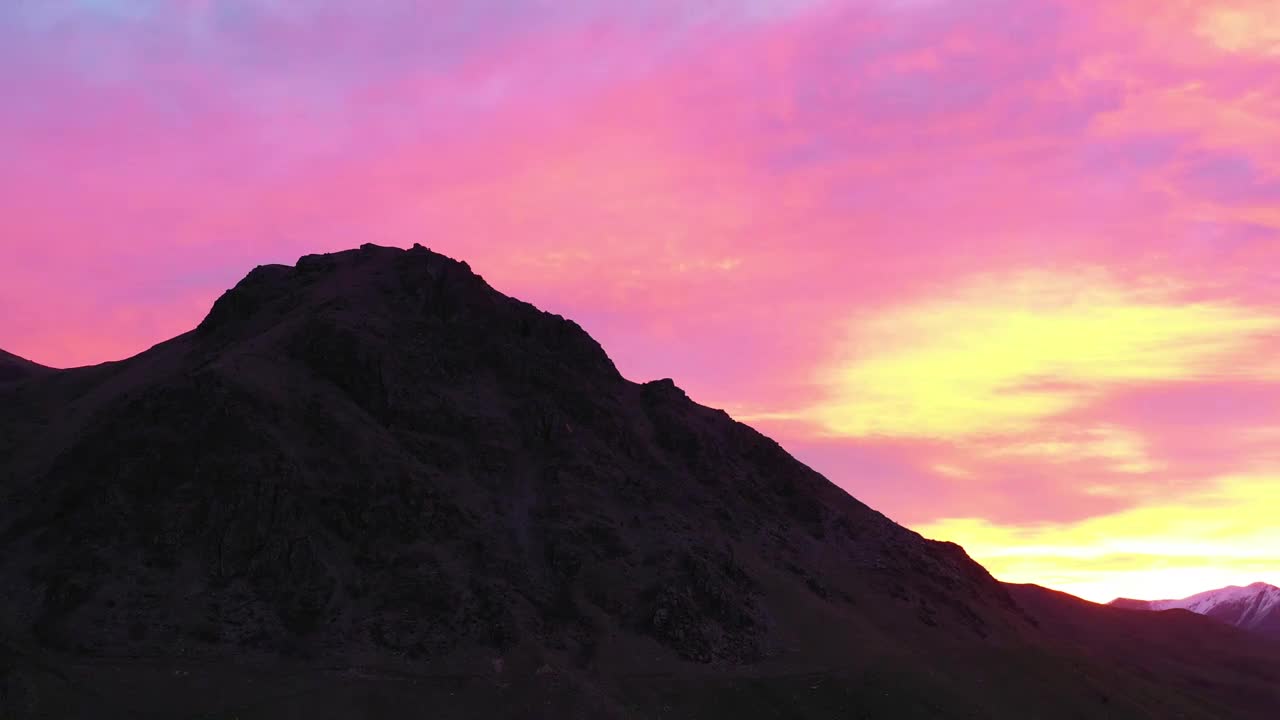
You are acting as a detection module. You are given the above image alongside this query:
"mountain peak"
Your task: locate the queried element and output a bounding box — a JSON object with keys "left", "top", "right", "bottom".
{"left": 1108, "top": 582, "right": 1280, "bottom": 639}
{"left": 193, "top": 243, "right": 622, "bottom": 384}
{"left": 198, "top": 243, "right": 465, "bottom": 331}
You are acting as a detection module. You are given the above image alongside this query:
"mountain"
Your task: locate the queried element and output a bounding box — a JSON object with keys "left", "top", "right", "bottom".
{"left": 1110, "top": 583, "right": 1280, "bottom": 639}
{"left": 0, "top": 349, "right": 52, "bottom": 384}
{"left": 1, "top": 244, "right": 1278, "bottom": 719}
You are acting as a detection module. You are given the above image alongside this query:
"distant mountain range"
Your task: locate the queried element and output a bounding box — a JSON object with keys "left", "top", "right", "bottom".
{"left": 2, "top": 244, "right": 1279, "bottom": 719}
{"left": 1110, "top": 583, "right": 1280, "bottom": 639}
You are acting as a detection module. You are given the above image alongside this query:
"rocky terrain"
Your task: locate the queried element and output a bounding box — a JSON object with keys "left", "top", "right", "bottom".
{"left": 1, "top": 244, "right": 1278, "bottom": 719}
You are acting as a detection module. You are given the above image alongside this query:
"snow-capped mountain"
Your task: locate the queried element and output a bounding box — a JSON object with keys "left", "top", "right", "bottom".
{"left": 1110, "top": 583, "right": 1280, "bottom": 639}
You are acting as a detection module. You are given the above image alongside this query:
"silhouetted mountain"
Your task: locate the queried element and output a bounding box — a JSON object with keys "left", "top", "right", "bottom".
{"left": 1110, "top": 583, "right": 1280, "bottom": 640}
{"left": 1, "top": 244, "right": 1277, "bottom": 719}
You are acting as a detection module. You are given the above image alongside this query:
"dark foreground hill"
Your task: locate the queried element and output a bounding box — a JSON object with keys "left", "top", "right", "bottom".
{"left": 1, "top": 244, "right": 1277, "bottom": 719}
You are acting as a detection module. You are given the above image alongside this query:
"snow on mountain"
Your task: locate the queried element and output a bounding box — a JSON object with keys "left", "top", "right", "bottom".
{"left": 1110, "top": 583, "right": 1280, "bottom": 639}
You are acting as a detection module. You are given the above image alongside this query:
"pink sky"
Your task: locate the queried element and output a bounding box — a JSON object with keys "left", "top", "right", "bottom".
{"left": 3, "top": 0, "right": 1279, "bottom": 602}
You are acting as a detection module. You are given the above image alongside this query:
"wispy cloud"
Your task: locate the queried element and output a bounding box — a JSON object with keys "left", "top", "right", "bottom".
{"left": 805, "top": 270, "right": 1279, "bottom": 438}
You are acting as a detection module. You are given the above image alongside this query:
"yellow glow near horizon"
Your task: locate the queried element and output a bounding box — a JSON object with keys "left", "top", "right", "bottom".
{"left": 917, "top": 474, "right": 1280, "bottom": 602}
{"left": 809, "top": 270, "right": 1279, "bottom": 439}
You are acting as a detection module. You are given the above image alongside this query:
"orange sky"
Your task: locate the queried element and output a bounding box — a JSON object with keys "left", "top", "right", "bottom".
{"left": 2, "top": 0, "right": 1278, "bottom": 602}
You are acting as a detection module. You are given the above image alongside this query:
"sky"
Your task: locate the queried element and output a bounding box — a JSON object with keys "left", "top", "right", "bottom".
{"left": 2, "top": 0, "right": 1279, "bottom": 603}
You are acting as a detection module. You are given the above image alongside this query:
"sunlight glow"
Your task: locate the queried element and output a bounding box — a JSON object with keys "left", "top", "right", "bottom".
{"left": 808, "top": 270, "right": 1279, "bottom": 439}
{"left": 918, "top": 474, "right": 1280, "bottom": 602}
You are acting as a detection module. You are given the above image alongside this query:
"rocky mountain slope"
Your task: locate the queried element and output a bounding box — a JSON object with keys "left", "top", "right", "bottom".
{"left": 1110, "top": 583, "right": 1280, "bottom": 639}
{"left": 1, "top": 244, "right": 1278, "bottom": 719}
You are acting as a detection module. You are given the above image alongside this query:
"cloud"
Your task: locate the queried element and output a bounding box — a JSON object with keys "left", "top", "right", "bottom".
{"left": 805, "top": 269, "right": 1279, "bottom": 439}
{"left": 1197, "top": 3, "right": 1280, "bottom": 56}
{"left": 982, "top": 424, "right": 1160, "bottom": 474}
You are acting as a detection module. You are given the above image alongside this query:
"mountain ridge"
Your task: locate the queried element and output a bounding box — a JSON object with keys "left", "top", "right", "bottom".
{"left": 1, "top": 243, "right": 1278, "bottom": 718}
{"left": 0, "top": 348, "right": 53, "bottom": 383}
